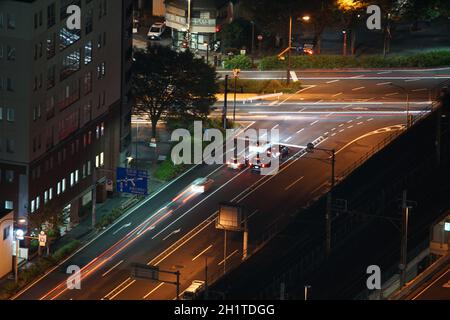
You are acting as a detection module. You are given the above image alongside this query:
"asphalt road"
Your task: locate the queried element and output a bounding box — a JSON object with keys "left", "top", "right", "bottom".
{"left": 409, "top": 267, "right": 450, "bottom": 300}
{"left": 11, "top": 68, "right": 448, "bottom": 300}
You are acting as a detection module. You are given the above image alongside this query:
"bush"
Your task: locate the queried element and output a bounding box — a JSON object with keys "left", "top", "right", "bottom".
{"left": 52, "top": 240, "right": 81, "bottom": 261}
{"left": 95, "top": 208, "right": 125, "bottom": 230}
{"left": 154, "top": 159, "right": 187, "bottom": 181}
{"left": 218, "top": 79, "right": 302, "bottom": 94}
{"left": 259, "top": 51, "right": 450, "bottom": 70}
{"left": 223, "top": 54, "right": 253, "bottom": 70}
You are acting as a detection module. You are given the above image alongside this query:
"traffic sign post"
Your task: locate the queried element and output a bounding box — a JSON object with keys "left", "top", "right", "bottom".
{"left": 116, "top": 167, "right": 148, "bottom": 195}
{"left": 131, "top": 263, "right": 181, "bottom": 300}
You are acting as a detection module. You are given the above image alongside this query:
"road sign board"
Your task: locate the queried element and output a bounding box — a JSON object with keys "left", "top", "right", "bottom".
{"left": 131, "top": 263, "right": 159, "bottom": 281}
{"left": 116, "top": 167, "right": 148, "bottom": 195}
{"left": 216, "top": 202, "right": 244, "bottom": 231}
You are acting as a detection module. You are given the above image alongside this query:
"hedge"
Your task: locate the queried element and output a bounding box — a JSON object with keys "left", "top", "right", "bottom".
{"left": 218, "top": 79, "right": 302, "bottom": 94}
{"left": 154, "top": 159, "right": 187, "bottom": 182}
{"left": 259, "top": 51, "right": 450, "bottom": 70}
{"left": 223, "top": 54, "right": 253, "bottom": 70}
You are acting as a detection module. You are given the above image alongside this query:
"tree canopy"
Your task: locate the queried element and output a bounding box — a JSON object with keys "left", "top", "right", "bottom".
{"left": 131, "top": 46, "right": 218, "bottom": 138}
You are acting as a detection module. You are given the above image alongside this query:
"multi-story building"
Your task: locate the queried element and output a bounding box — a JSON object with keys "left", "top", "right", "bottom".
{"left": 165, "top": 0, "right": 235, "bottom": 50}
{"left": 0, "top": 0, "right": 133, "bottom": 235}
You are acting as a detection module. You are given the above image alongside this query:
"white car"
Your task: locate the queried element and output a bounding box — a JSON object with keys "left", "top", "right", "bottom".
{"left": 191, "top": 178, "right": 214, "bottom": 193}
{"left": 182, "top": 280, "right": 205, "bottom": 300}
{"left": 147, "top": 22, "right": 165, "bottom": 40}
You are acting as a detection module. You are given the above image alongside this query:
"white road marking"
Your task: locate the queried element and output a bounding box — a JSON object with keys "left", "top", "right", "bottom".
{"left": 296, "top": 128, "right": 305, "bottom": 134}
{"left": 284, "top": 176, "right": 305, "bottom": 191}
{"left": 352, "top": 86, "right": 365, "bottom": 91}
{"left": 218, "top": 250, "right": 239, "bottom": 266}
{"left": 192, "top": 245, "right": 213, "bottom": 261}
{"left": 310, "top": 120, "right": 319, "bottom": 126}
{"left": 376, "top": 82, "right": 391, "bottom": 86}
{"left": 285, "top": 136, "right": 293, "bottom": 142}
{"left": 332, "top": 92, "right": 343, "bottom": 97}
{"left": 412, "top": 88, "right": 427, "bottom": 92}
{"left": 143, "top": 283, "right": 165, "bottom": 300}
{"left": 101, "top": 260, "right": 124, "bottom": 277}
{"left": 327, "top": 80, "right": 340, "bottom": 84}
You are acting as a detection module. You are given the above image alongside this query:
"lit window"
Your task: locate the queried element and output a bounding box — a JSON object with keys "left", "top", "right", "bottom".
{"left": 100, "top": 152, "right": 104, "bottom": 166}
{"left": 5, "top": 201, "right": 13, "bottom": 210}
{"left": 62, "top": 178, "right": 66, "bottom": 192}
{"left": 31, "top": 200, "right": 36, "bottom": 213}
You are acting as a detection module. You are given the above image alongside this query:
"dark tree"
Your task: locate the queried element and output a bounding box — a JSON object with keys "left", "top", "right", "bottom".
{"left": 132, "top": 46, "right": 218, "bottom": 139}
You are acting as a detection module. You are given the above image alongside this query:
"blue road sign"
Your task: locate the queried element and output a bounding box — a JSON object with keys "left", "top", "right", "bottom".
{"left": 116, "top": 167, "right": 148, "bottom": 195}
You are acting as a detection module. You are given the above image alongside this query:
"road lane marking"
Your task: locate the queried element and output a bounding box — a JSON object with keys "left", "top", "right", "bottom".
{"left": 367, "top": 118, "right": 374, "bottom": 121}
{"left": 327, "top": 80, "right": 340, "bottom": 84}
{"left": 101, "top": 260, "right": 124, "bottom": 277}
{"left": 310, "top": 120, "right": 319, "bottom": 126}
{"left": 163, "top": 228, "right": 181, "bottom": 241}
{"left": 412, "top": 266, "right": 450, "bottom": 300}
{"left": 297, "top": 128, "right": 305, "bottom": 134}
{"left": 285, "top": 136, "right": 293, "bottom": 142}
{"left": 143, "top": 283, "right": 165, "bottom": 299}
{"left": 376, "top": 82, "right": 391, "bottom": 86}
{"left": 377, "top": 71, "right": 391, "bottom": 74}
{"left": 332, "top": 92, "right": 343, "bottom": 97}
{"left": 113, "top": 223, "right": 132, "bottom": 235}
{"left": 284, "top": 176, "right": 304, "bottom": 191}
{"left": 218, "top": 250, "right": 239, "bottom": 266}
{"left": 405, "top": 79, "right": 420, "bottom": 82}
{"left": 335, "top": 124, "right": 405, "bottom": 155}
{"left": 357, "top": 122, "right": 363, "bottom": 125}
{"left": 412, "top": 88, "right": 427, "bottom": 92}
{"left": 352, "top": 86, "right": 365, "bottom": 91}
{"left": 385, "top": 92, "right": 398, "bottom": 96}
{"left": 192, "top": 245, "right": 213, "bottom": 261}
{"left": 105, "top": 278, "right": 136, "bottom": 300}
{"left": 348, "top": 125, "right": 354, "bottom": 129}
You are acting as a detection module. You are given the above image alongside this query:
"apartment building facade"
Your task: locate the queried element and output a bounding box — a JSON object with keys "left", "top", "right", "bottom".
{"left": 0, "top": 0, "right": 132, "bottom": 235}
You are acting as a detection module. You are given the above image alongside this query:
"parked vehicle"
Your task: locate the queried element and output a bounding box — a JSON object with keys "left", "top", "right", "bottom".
{"left": 147, "top": 22, "right": 166, "bottom": 40}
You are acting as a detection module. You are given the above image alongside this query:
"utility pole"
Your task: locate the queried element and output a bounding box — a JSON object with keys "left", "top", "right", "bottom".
{"left": 342, "top": 30, "right": 348, "bottom": 56}
{"left": 91, "top": 168, "right": 97, "bottom": 229}
{"left": 204, "top": 256, "right": 209, "bottom": 299}
{"left": 223, "top": 229, "right": 227, "bottom": 275}
{"left": 251, "top": 21, "right": 255, "bottom": 64}
{"left": 325, "top": 149, "right": 335, "bottom": 256}
{"left": 223, "top": 75, "right": 229, "bottom": 129}
{"left": 287, "top": 15, "right": 293, "bottom": 84}
{"left": 232, "top": 69, "right": 240, "bottom": 123}
{"left": 243, "top": 216, "right": 248, "bottom": 260}
{"left": 399, "top": 190, "right": 410, "bottom": 287}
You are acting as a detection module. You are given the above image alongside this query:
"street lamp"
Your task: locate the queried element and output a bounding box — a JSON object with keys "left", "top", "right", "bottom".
{"left": 306, "top": 143, "right": 336, "bottom": 256}
{"left": 304, "top": 285, "right": 312, "bottom": 300}
{"left": 232, "top": 68, "right": 240, "bottom": 123}
{"left": 287, "top": 15, "right": 311, "bottom": 84}
{"left": 342, "top": 30, "right": 348, "bottom": 56}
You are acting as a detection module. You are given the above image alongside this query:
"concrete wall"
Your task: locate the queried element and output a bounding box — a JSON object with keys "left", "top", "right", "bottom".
{"left": 0, "top": 211, "right": 13, "bottom": 279}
